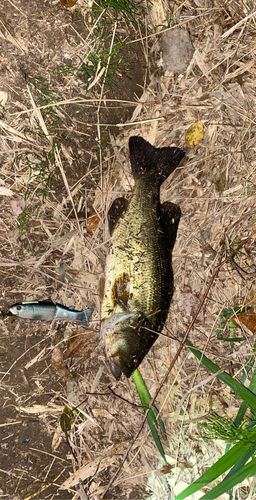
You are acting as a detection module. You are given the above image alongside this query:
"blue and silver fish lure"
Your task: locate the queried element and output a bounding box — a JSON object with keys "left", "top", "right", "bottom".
{"left": 10, "top": 300, "right": 93, "bottom": 329}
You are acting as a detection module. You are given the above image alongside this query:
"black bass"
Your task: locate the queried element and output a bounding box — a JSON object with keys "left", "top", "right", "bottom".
{"left": 10, "top": 300, "right": 93, "bottom": 328}
{"left": 100, "top": 136, "right": 185, "bottom": 379}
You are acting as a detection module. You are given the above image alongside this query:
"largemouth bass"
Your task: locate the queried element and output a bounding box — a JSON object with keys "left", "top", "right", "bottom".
{"left": 100, "top": 136, "right": 185, "bottom": 379}
{"left": 10, "top": 300, "right": 93, "bottom": 328}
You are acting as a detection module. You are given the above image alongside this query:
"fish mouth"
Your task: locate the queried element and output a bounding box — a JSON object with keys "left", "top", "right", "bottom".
{"left": 101, "top": 311, "right": 149, "bottom": 379}
{"left": 9, "top": 306, "right": 18, "bottom": 316}
{"left": 107, "top": 355, "right": 122, "bottom": 380}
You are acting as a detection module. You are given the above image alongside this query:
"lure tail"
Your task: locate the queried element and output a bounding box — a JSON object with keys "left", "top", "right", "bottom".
{"left": 80, "top": 308, "right": 94, "bottom": 328}
{"left": 61, "top": 307, "right": 94, "bottom": 328}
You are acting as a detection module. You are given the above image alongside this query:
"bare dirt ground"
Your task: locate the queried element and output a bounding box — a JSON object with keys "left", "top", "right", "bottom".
{"left": 0, "top": 1, "right": 148, "bottom": 499}
{"left": 1, "top": 1, "right": 256, "bottom": 500}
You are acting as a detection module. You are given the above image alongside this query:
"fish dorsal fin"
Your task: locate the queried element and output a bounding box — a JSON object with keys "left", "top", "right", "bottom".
{"left": 129, "top": 136, "right": 185, "bottom": 182}
{"left": 108, "top": 197, "right": 128, "bottom": 235}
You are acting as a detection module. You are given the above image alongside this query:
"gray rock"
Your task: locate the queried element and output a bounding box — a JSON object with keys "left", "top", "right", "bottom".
{"left": 161, "top": 28, "right": 194, "bottom": 73}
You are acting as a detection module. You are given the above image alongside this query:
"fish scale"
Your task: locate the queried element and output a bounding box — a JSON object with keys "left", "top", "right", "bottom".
{"left": 103, "top": 178, "right": 171, "bottom": 328}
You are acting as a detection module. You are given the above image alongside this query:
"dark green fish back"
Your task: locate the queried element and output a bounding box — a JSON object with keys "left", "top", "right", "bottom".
{"left": 114, "top": 175, "right": 174, "bottom": 331}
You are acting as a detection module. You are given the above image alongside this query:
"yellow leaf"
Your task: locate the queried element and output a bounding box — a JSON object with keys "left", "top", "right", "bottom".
{"left": 185, "top": 121, "right": 204, "bottom": 148}
{"left": 60, "top": 0, "right": 78, "bottom": 7}
{"left": 86, "top": 211, "right": 102, "bottom": 234}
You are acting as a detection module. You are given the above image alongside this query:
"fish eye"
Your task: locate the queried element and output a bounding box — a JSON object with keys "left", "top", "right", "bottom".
{"left": 16, "top": 305, "right": 22, "bottom": 311}
{"left": 132, "top": 356, "right": 139, "bottom": 366}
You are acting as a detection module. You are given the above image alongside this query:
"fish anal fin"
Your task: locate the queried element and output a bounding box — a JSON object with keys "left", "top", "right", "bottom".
{"left": 108, "top": 197, "right": 128, "bottom": 235}
{"left": 161, "top": 202, "right": 181, "bottom": 252}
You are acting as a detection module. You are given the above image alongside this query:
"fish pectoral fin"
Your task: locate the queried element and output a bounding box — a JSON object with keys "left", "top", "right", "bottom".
{"left": 68, "top": 306, "right": 75, "bottom": 310}
{"left": 99, "top": 274, "right": 105, "bottom": 302}
{"left": 108, "top": 197, "right": 129, "bottom": 235}
{"left": 161, "top": 202, "right": 181, "bottom": 252}
{"left": 111, "top": 272, "right": 130, "bottom": 309}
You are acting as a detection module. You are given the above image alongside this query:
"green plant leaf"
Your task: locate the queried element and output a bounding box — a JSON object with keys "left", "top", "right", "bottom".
{"left": 200, "top": 455, "right": 256, "bottom": 499}
{"left": 132, "top": 368, "right": 167, "bottom": 463}
{"left": 176, "top": 340, "right": 256, "bottom": 500}
{"left": 225, "top": 355, "right": 256, "bottom": 452}
{"left": 224, "top": 443, "right": 256, "bottom": 483}
{"left": 60, "top": 405, "right": 84, "bottom": 433}
{"left": 185, "top": 339, "right": 256, "bottom": 410}
{"left": 175, "top": 440, "right": 253, "bottom": 499}
{"left": 60, "top": 406, "right": 73, "bottom": 432}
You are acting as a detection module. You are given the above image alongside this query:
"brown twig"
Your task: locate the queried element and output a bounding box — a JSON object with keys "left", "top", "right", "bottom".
{"left": 85, "top": 388, "right": 145, "bottom": 410}
{"left": 224, "top": 231, "right": 256, "bottom": 278}
{"left": 100, "top": 235, "right": 254, "bottom": 499}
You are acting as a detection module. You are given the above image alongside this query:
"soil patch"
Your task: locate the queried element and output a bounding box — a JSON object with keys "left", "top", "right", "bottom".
{"left": 0, "top": 1, "right": 148, "bottom": 498}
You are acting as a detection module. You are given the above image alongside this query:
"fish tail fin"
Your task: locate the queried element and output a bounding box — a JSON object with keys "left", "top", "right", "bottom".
{"left": 129, "top": 136, "right": 185, "bottom": 182}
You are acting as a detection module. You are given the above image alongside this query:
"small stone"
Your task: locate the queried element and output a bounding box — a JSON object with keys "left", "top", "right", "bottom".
{"left": 161, "top": 28, "right": 194, "bottom": 73}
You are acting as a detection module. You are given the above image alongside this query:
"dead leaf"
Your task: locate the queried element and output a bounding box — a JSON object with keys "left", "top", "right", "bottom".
{"left": 17, "top": 404, "right": 64, "bottom": 414}
{"left": 60, "top": 0, "right": 78, "bottom": 7}
{"left": 185, "top": 121, "right": 204, "bottom": 148}
{"left": 67, "top": 328, "right": 98, "bottom": 363}
{"left": 0, "top": 186, "right": 13, "bottom": 196}
{"left": 51, "top": 422, "right": 64, "bottom": 451}
{"left": 86, "top": 211, "right": 102, "bottom": 234}
{"left": 51, "top": 345, "right": 71, "bottom": 380}
{"left": 10, "top": 198, "right": 25, "bottom": 216}
{"left": 60, "top": 442, "right": 128, "bottom": 489}
{"left": 0, "top": 91, "right": 8, "bottom": 106}
{"left": 231, "top": 311, "right": 256, "bottom": 334}
{"left": 92, "top": 408, "right": 115, "bottom": 420}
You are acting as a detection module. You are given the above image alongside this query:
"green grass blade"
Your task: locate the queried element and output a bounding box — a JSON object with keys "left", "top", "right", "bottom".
{"left": 176, "top": 340, "right": 256, "bottom": 499}
{"left": 224, "top": 443, "right": 256, "bottom": 482}
{"left": 240, "top": 355, "right": 254, "bottom": 386}
{"left": 247, "top": 367, "right": 256, "bottom": 430}
{"left": 233, "top": 401, "right": 248, "bottom": 430}
{"left": 185, "top": 339, "right": 256, "bottom": 410}
{"left": 146, "top": 413, "right": 168, "bottom": 464}
{"left": 226, "top": 356, "right": 256, "bottom": 452}
{"left": 200, "top": 456, "right": 256, "bottom": 499}
{"left": 175, "top": 441, "right": 252, "bottom": 500}
{"left": 132, "top": 368, "right": 168, "bottom": 463}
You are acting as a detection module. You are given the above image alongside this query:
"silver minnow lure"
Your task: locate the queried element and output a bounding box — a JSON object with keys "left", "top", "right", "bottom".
{"left": 9, "top": 300, "right": 93, "bottom": 328}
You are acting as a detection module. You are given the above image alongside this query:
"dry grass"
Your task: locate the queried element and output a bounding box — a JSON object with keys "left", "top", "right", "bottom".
{"left": 1, "top": 0, "right": 256, "bottom": 499}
